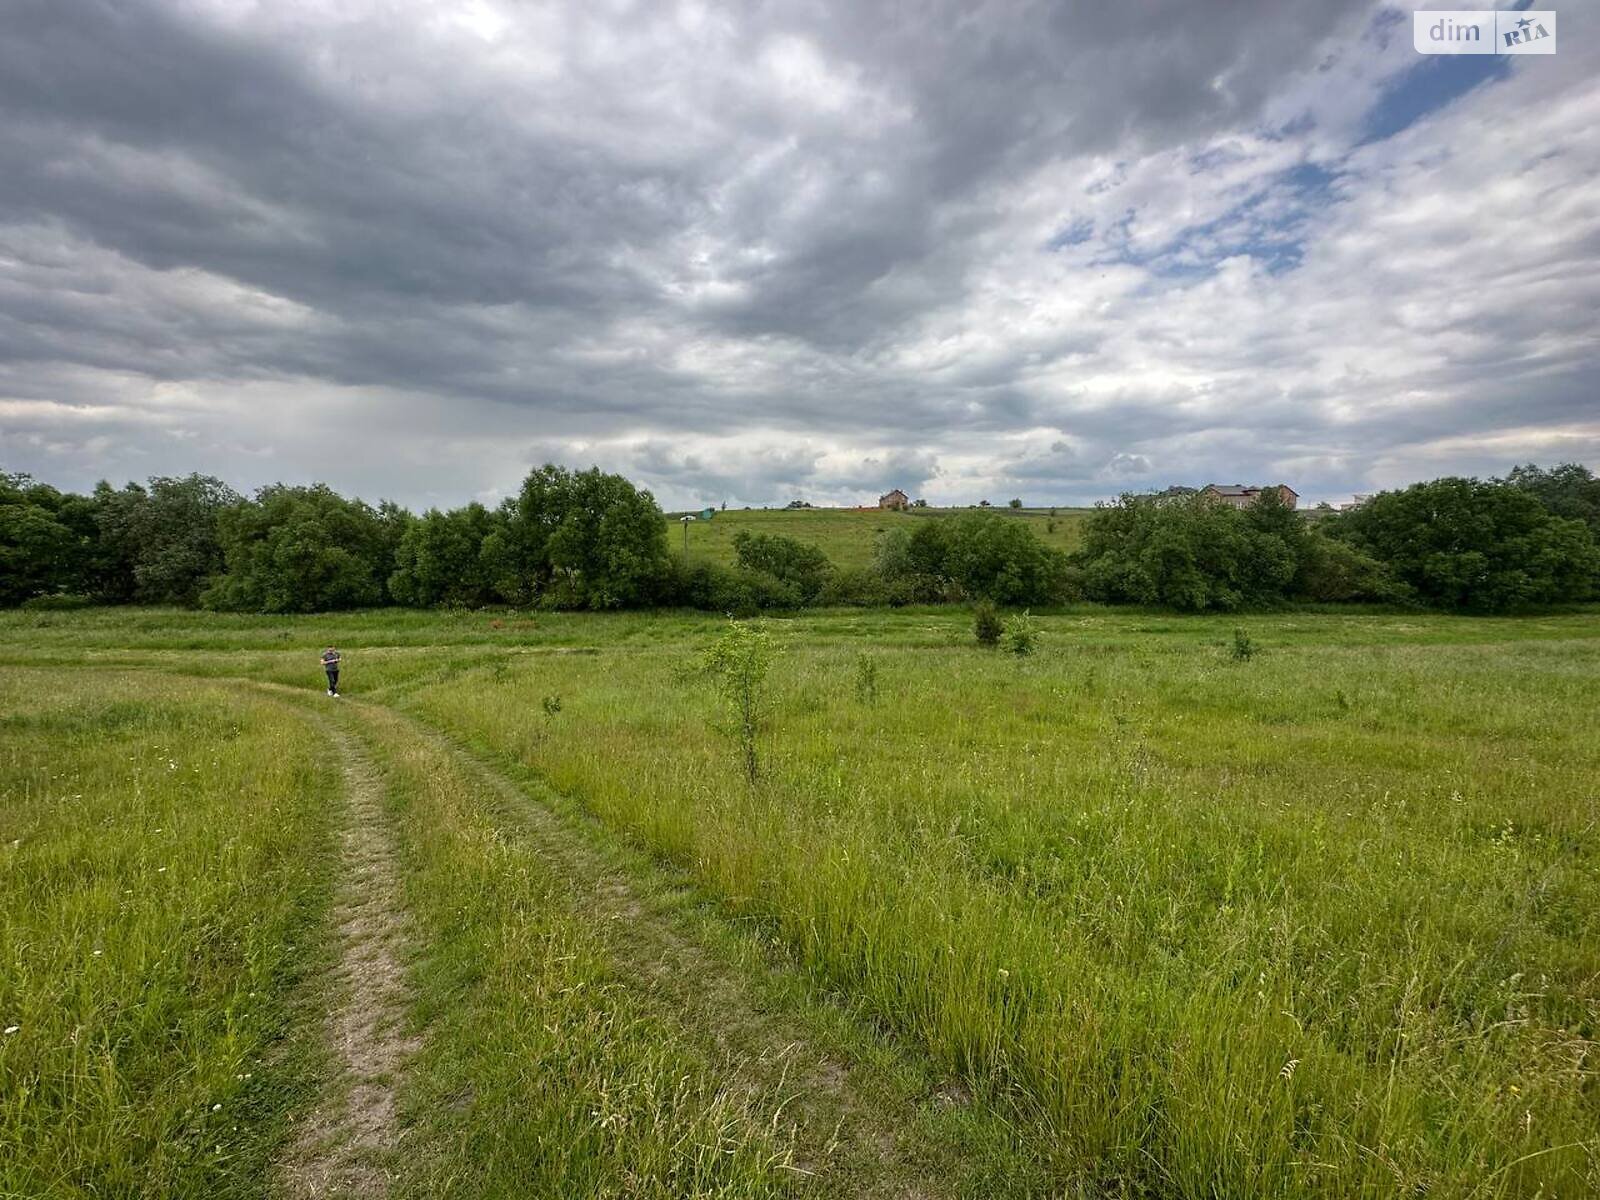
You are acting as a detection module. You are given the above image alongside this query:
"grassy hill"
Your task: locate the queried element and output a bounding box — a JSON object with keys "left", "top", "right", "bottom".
{"left": 663, "top": 505, "right": 1092, "bottom": 570}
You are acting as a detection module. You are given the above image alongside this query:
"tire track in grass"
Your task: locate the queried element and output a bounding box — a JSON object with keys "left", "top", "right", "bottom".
{"left": 348, "top": 698, "right": 1039, "bottom": 1200}
{"left": 278, "top": 722, "right": 418, "bottom": 1199}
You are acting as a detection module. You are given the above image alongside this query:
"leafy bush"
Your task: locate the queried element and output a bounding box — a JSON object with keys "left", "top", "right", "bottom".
{"left": 663, "top": 560, "right": 801, "bottom": 615}
{"left": 1332, "top": 477, "right": 1600, "bottom": 610}
{"left": 1004, "top": 611, "right": 1037, "bottom": 655}
{"left": 1294, "top": 533, "right": 1405, "bottom": 603}
{"left": 484, "top": 464, "right": 670, "bottom": 609}
{"left": 0, "top": 474, "right": 94, "bottom": 606}
{"left": 389, "top": 503, "right": 500, "bottom": 607}
{"left": 19, "top": 593, "right": 95, "bottom": 611}
{"left": 1077, "top": 494, "right": 1300, "bottom": 611}
{"left": 731, "top": 530, "right": 832, "bottom": 603}
{"left": 700, "top": 619, "right": 776, "bottom": 783}
{"left": 876, "top": 513, "right": 1067, "bottom": 605}
{"left": 202, "top": 484, "right": 394, "bottom": 613}
{"left": 1502, "top": 462, "right": 1600, "bottom": 535}
{"left": 854, "top": 653, "right": 879, "bottom": 704}
{"left": 1231, "top": 628, "right": 1257, "bottom": 661}
{"left": 94, "top": 474, "right": 240, "bottom": 607}
{"left": 973, "top": 600, "right": 1002, "bottom": 647}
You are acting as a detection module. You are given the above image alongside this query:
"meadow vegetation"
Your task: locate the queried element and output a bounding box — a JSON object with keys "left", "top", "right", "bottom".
{"left": 1, "top": 605, "right": 1596, "bottom": 1196}
{"left": 0, "top": 672, "right": 336, "bottom": 1196}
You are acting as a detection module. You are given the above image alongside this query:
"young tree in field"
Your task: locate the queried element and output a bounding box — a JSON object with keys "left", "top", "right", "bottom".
{"left": 202, "top": 484, "right": 400, "bottom": 612}
{"left": 972, "top": 600, "right": 1002, "bottom": 647}
{"left": 490, "top": 464, "right": 669, "bottom": 608}
{"left": 1332, "top": 477, "right": 1599, "bottom": 610}
{"left": 701, "top": 619, "right": 776, "bottom": 784}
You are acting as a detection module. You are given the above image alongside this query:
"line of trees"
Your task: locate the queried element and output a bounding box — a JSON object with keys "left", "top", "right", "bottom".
{"left": 3, "top": 463, "right": 1597, "bottom": 613}
{"left": 1075, "top": 467, "right": 1600, "bottom": 612}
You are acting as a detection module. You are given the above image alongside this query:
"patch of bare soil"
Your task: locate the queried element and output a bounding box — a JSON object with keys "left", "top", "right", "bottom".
{"left": 278, "top": 726, "right": 418, "bottom": 1199}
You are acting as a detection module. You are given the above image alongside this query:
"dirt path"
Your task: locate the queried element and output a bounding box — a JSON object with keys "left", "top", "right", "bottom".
{"left": 278, "top": 723, "right": 418, "bottom": 1200}
{"left": 352, "top": 700, "right": 988, "bottom": 1200}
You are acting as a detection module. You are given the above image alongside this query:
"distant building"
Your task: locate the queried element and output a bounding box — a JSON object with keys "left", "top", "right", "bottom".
{"left": 878, "top": 488, "right": 909, "bottom": 510}
{"left": 1340, "top": 493, "right": 1373, "bottom": 511}
{"left": 1200, "top": 483, "right": 1299, "bottom": 510}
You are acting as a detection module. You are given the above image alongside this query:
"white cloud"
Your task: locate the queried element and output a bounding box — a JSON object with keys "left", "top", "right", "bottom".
{"left": 0, "top": 0, "right": 1594, "bottom": 509}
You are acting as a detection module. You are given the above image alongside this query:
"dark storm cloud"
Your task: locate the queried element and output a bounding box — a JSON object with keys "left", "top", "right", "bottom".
{"left": 0, "top": 0, "right": 1596, "bottom": 509}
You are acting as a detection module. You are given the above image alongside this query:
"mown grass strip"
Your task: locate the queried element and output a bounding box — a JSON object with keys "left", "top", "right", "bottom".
{"left": 0, "top": 670, "right": 339, "bottom": 1198}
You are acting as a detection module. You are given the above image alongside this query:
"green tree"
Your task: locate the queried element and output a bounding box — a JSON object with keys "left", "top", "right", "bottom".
{"left": 701, "top": 619, "right": 776, "bottom": 784}
{"left": 1502, "top": 463, "right": 1600, "bottom": 535}
{"left": 389, "top": 504, "right": 498, "bottom": 607}
{"left": 202, "top": 484, "right": 399, "bottom": 612}
{"left": 731, "top": 530, "right": 833, "bottom": 604}
{"left": 492, "top": 465, "right": 669, "bottom": 608}
{"left": 0, "top": 473, "right": 91, "bottom": 604}
{"left": 1333, "top": 477, "right": 1599, "bottom": 610}
{"left": 876, "top": 512, "right": 1064, "bottom": 605}
{"left": 98, "top": 474, "right": 240, "bottom": 606}
{"left": 1076, "top": 495, "right": 1299, "bottom": 610}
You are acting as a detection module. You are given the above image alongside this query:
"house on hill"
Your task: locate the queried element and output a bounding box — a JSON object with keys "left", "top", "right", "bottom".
{"left": 1200, "top": 483, "right": 1298, "bottom": 510}
{"left": 878, "top": 488, "right": 909, "bottom": 510}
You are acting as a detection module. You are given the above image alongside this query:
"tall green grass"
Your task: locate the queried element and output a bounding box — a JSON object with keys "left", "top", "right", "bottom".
{"left": 0, "top": 671, "right": 336, "bottom": 1198}
{"left": 399, "top": 615, "right": 1600, "bottom": 1196}
{"left": 344, "top": 703, "right": 798, "bottom": 1198}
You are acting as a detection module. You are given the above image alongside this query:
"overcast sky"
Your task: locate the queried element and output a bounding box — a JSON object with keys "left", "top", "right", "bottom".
{"left": 1, "top": 1, "right": 1595, "bottom": 511}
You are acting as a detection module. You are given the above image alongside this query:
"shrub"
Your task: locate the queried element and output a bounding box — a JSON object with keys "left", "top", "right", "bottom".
{"left": 390, "top": 503, "right": 499, "bottom": 607}
{"left": 485, "top": 464, "right": 670, "bottom": 610}
{"left": 854, "top": 653, "right": 879, "bottom": 704}
{"left": 1332, "top": 477, "right": 1600, "bottom": 610}
{"left": 1294, "top": 534, "right": 1405, "bottom": 603}
{"left": 700, "top": 620, "right": 776, "bottom": 783}
{"left": 202, "top": 484, "right": 393, "bottom": 613}
{"left": 660, "top": 561, "right": 799, "bottom": 614}
{"left": 877, "top": 513, "right": 1068, "bottom": 605}
{"left": 731, "top": 531, "right": 833, "bottom": 603}
{"left": 1231, "top": 628, "right": 1258, "bottom": 661}
{"left": 973, "top": 601, "right": 1002, "bottom": 647}
{"left": 1077, "top": 494, "right": 1299, "bottom": 611}
{"left": 1004, "top": 611, "right": 1037, "bottom": 655}
{"left": 19, "top": 593, "right": 95, "bottom": 611}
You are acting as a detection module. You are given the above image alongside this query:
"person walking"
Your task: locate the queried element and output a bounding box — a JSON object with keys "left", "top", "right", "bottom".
{"left": 320, "top": 646, "right": 342, "bottom": 696}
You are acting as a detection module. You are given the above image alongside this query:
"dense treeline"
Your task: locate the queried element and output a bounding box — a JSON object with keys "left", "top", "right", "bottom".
{"left": 3, "top": 463, "right": 1597, "bottom": 613}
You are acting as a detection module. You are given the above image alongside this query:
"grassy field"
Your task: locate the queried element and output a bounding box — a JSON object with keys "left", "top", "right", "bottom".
{"left": 0, "top": 672, "right": 338, "bottom": 1197}
{"left": 663, "top": 505, "right": 1091, "bottom": 570}
{"left": 2, "top": 605, "right": 1597, "bottom": 1197}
